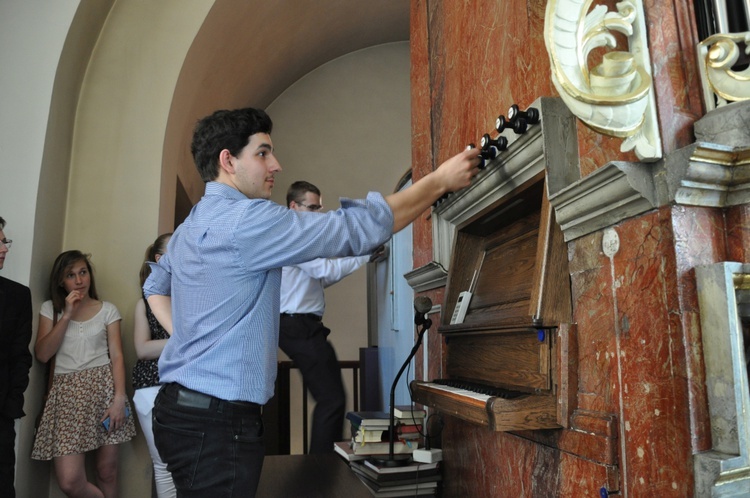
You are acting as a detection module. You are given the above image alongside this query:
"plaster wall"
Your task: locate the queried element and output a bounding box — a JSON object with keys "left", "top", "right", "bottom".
{"left": 0, "top": 1, "right": 110, "bottom": 495}
{"left": 1, "top": 2, "right": 212, "bottom": 496}
{"left": 0, "top": 1, "right": 410, "bottom": 493}
{"left": 268, "top": 41, "right": 411, "bottom": 453}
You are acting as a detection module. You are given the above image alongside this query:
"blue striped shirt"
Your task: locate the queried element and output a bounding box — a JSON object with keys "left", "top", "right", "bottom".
{"left": 143, "top": 182, "right": 393, "bottom": 404}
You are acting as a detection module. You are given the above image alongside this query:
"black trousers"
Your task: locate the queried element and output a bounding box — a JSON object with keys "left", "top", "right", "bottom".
{"left": 279, "top": 314, "right": 345, "bottom": 454}
{"left": 153, "top": 383, "right": 265, "bottom": 497}
{"left": 0, "top": 417, "right": 16, "bottom": 498}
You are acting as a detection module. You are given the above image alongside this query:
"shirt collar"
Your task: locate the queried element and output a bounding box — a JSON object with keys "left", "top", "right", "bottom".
{"left": 204, "top": 181, "right": 249, "bottom": 201}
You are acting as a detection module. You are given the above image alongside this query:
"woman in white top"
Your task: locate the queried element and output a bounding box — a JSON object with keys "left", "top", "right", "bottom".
{"left": 32, "top": 250, "right": 135, "bottom": 498}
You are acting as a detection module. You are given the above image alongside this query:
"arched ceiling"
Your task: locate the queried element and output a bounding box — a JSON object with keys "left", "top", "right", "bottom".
{"left": 161, "top": 0, "right": 410, "bottom": 217}
{"left": 190, "top": 1, "right": 410, "bottom": 109}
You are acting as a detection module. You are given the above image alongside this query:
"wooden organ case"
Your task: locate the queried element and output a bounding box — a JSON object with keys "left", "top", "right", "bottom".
{"left": 411, "top": 98, "right": 577, "bottom": 432}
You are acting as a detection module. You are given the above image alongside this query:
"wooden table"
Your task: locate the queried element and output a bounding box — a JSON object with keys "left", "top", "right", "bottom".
{"left": 256, "top": 454, "right": 372, "bottom": 498}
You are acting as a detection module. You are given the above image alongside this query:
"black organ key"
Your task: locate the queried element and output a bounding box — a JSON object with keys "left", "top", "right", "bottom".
{"left": 495, "top": 114, "right": 527, "bottom": 135}
{"left": 466, "top": 142, "right": 487, "bottom": 169}
{"left": 508, "top": 104, "right": 540, "bottom": 125}
{"left": 480, "top": 133, "right": 508, "bottom": 159}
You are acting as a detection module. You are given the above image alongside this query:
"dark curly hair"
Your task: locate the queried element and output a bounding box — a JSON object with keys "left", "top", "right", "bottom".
{"left": 191, "top": 108, "right": 273, "bottom": 182}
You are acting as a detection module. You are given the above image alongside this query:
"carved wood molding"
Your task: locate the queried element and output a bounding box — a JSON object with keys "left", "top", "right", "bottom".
{"left": 414, "top": 98, "right": 750, "bottom": 260}
{"left": 549, "top": 160, "right": 656, "bottom": 242}
{"left": 671, "top": 143, "right": 750, "bottom": 207}
{"left": 404, "top": 261, "right": 447, "bottom": 293}
{"left": 548, "top": 139, "right": 750, "bottom": 242}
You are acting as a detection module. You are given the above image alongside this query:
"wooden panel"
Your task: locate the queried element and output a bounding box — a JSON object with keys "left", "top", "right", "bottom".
{"left": 514, "top": 409, "right": 619, "bottom": 466}
{"left": 530, "top": 189, "right": 573, "bottom": 326}
{"left": 446, "top": 332, "right": 550, "bottom": 392}
{"left": 411, "top": 381, "right": 560, "bottom": 431}
{"left": 423, "top": 173, "right": 574, "bottom": 431}
{"left": 444, "top": 231, "right": 484, "bottom": 316}
{"left": 467, "top": 228, "right": 538, "bottom": 323}
{"left": 440, "top": 177, "right": 570, "bottom": 332}
{"left": 487, "top": 393, "right": 559, "bottom": 431}
{"left": 556, "top": 323, "right": 578, "bottom": 428}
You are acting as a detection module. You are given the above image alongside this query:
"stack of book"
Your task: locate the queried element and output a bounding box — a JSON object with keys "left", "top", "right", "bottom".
{"left": 349, "top": 458, "right": 441, "bottom": 497}
{"left": 336, "top": 407, "right": 440, "bottom": 496}
{"left": 393, "top": 405, "right": 426, "bottom": 448}
{"left": 393, "top": 405, "right": 426, "bottom": 422}
{"left": 344, "top": 411, "right": 420, "bottom": 456}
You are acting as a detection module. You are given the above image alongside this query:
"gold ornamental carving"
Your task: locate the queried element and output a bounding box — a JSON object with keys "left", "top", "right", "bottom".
{"left": 544, "top": 0, "right": 662, "bottom": 162}
{"left": 698, "top": 32, "right": 750, "bottom": 111}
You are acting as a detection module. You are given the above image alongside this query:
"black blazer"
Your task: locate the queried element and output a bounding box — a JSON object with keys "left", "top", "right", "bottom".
{"left": 0, "top": 276, "right": 32, "bottom": 420}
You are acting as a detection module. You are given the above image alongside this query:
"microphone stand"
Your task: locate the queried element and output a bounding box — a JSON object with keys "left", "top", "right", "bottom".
{"left": 370, "top": 317, "right": 432, "bottom": 467}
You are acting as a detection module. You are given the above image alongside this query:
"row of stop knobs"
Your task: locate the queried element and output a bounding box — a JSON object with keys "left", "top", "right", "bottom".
{"left": 433, "top": 104, "right": 540, "bottom": 207}
{"left": 471, "top": 104, "right": 540, "bottom": 166}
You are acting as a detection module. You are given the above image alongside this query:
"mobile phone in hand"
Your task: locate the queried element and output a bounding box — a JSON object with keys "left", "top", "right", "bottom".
{"left": 102, "top": 407, "right": 130, "bottom": 431}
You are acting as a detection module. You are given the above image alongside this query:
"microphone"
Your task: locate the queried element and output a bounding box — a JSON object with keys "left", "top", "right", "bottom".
{"left": 372, "top": 296, "right": 434, "bottom": 467}
{"left": 414, "top": 296, "right": 432, "bottom": 326}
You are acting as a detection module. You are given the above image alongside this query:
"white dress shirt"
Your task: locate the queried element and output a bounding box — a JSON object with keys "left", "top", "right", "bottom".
{"left": 280, "top": 256, "right": 370, "bottom": 316}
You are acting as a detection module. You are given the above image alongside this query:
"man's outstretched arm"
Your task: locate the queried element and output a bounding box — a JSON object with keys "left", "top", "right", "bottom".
{"left": 385, "top": 147, "right": 481, "bottom": 233}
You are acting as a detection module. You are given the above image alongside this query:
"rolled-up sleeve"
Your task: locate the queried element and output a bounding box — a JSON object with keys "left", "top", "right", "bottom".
{"left": 143, "top": 256, "right": 172, "bottom": 298}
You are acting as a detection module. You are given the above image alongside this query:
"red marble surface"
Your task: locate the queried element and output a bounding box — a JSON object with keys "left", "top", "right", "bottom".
{"left": 726, "top": 204, "right": 750, "bottom": 263}
{"left": 409, "top": 0, "right": 723, "bottom": 496}
{"left": 410, "top": 0, "right": 435, "bottom": 269}
{"left": 417, "top": 0, "right": 707, "bottom": 199}
{"left": 609, "top": 210, "right": 693, "bottom": 496}
{"left": 671, "top": 205, "right": 730, "bottom": 452}
{"left": 426, "top": 0, "right": 554, "bottom": 172}
{"left": 576, "top": 123, "right": 637, "bottom": 178}
{"left": 442, "top": 418, "right": 612, "bottom": 497}
{"left": 567, "top": 231, "right": 620, "bottom": 416}
{"left": 643, "top": 0, "right": 704, "bottom": 152}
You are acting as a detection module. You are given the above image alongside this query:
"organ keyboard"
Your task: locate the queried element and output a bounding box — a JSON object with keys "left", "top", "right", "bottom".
{"left": 412, "top": 173, "right": 573, "bottom": 431}
{"left": 432, "top": 378, "right": 524, "bottom": 398}
{"left": 412, "top": 380, "right": 559, "bottom": 431}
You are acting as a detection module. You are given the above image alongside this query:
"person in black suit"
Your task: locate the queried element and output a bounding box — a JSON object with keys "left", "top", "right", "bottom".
{"left": 0, "top": 216, "right": 32, "bottom": 498}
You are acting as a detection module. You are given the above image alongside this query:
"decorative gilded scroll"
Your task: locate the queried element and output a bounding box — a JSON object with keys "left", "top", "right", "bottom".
{"left": 697, "top": 32, "right": 750, "bottom": 111}
{"left": 544, "top": 0, "right": 662, "bottom": 161}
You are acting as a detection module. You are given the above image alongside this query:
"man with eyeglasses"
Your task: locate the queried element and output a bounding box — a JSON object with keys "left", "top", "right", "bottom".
{"left": 0, "top": 217, "right": 32, "bottom": 498}
{"left": 280, "top": 181, "right": 386, "bottom": 454}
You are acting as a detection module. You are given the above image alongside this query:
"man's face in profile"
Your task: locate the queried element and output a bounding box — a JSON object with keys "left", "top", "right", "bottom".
{"left": 0, "top": 228, "right": 8, "bottom": 270}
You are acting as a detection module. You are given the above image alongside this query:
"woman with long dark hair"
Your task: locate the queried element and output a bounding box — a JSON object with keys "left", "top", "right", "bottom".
{"left": 32, "top": 250, "right": 134, "bottom": 497}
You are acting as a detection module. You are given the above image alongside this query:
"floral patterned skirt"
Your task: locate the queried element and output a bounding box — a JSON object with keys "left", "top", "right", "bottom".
{"left": 31, "top": 363, "right": 136, "bottom": 460}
